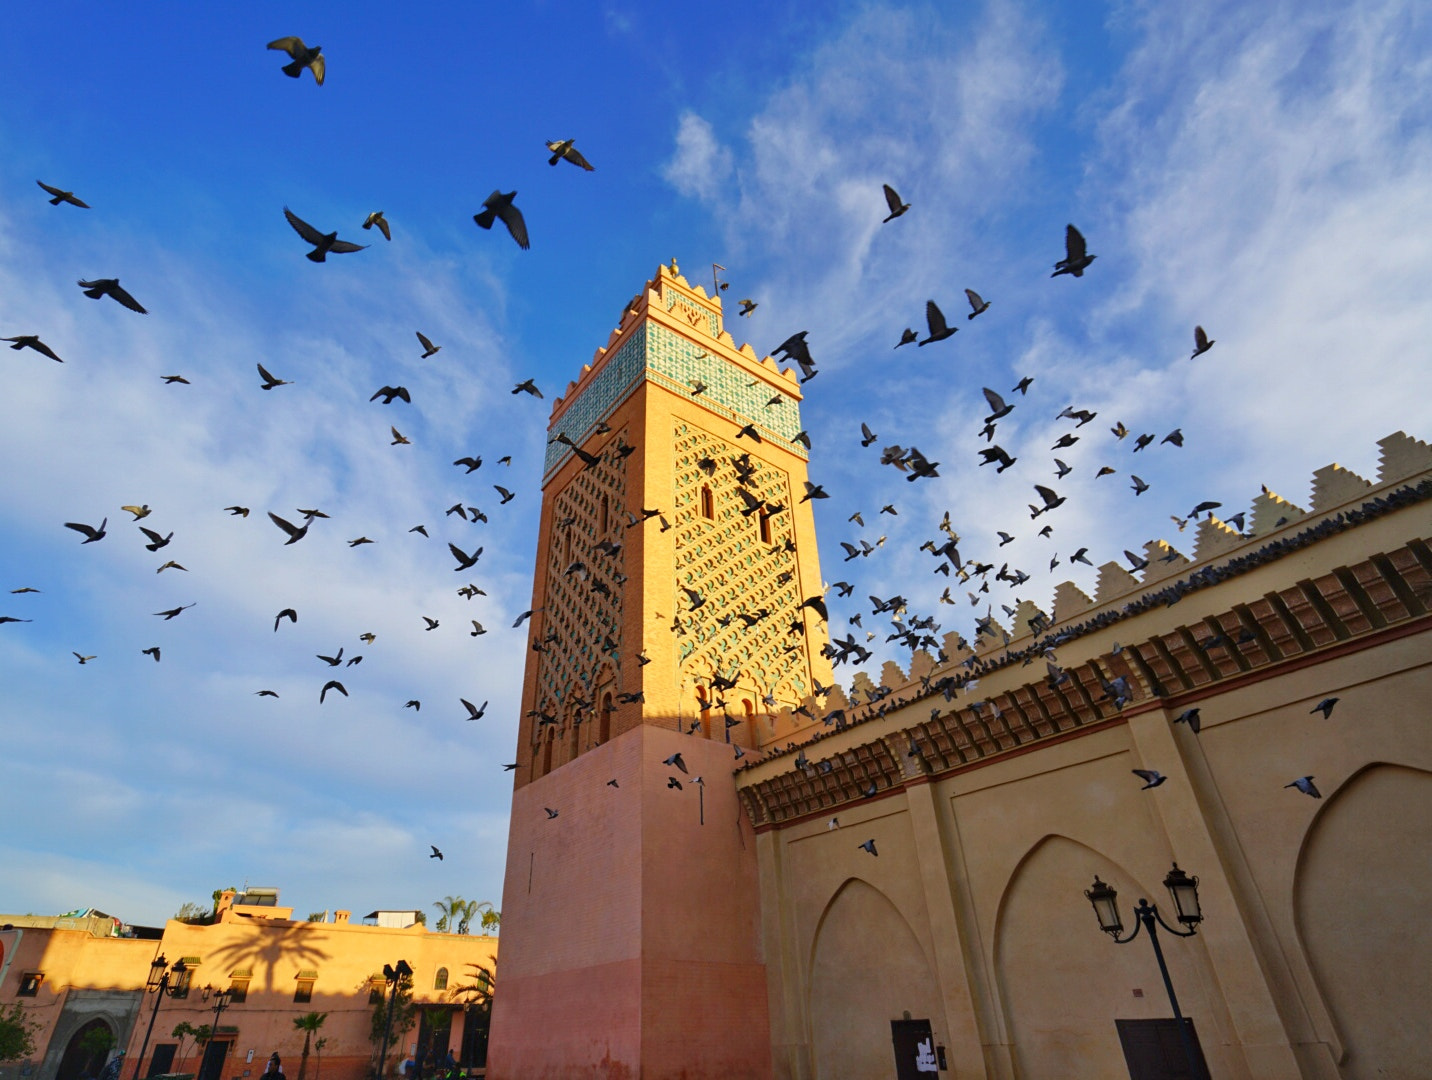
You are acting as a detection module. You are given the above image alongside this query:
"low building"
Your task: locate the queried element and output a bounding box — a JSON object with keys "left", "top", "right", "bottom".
{"left": 1, "top": 891, "right": 497, "bottom": 1080}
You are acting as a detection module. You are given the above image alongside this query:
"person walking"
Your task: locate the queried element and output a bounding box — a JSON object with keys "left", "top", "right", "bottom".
{"left": 262, "top": 1054, "right": 285, "bottom": 1080}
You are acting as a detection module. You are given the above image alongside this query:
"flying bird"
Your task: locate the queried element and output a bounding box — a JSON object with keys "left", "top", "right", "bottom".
{"left": 1131, "top": 475, "right": 1149, "bottom": 496}
{"left": 982, "top": 387, "right": 1014, "bottom": 421}
{"left": 224, "top": 506, "right": 250, "bottom": 517}
{"left": 1310, "top": 697, "right": 1339, "bottom": 719}
{"left": 267, "top": 36, "right": 325, "bottom": 83}
{"left": 495, "top": 485, "right": 515, "bottom": 505}
{"left": 918, "top": 300, "right": 957, "bottom": 345}
{"left": 474, "top": 190, "right": 530, "bottom": 249}
{"left": 964, "top": 288, "right": 990, "bottom": 318}
{"left": 139, "top": 527, "right": 173, "bottom": 552}
{"left": 449, "top": 543, "right": 483, "bottom": 571}
{"left": 546, "top": 139, "right": 595, "bottom": 170}
{"left": 858, "top": 839, "right": 879, "bottom": 856}
{"left": 390, "top": 427, "right": 410, "bottom": 445}
{"left": 160, "top": 374, "right": 190, "bottom": 385}
{"left": 405, "top": 701, "right": 420, "bottom": 710}
{"left": 416, "top": 331, "right": 440, "bottom": 358}
{"left": 0, "top": 617, "right": 33, "bottom": 625}
{"left": 152, "top": 604, "right": 195, "bottom": 620}
{"left": 3, "top": 335, "right": 64, "bottom": 362}
{"left": 65, "top": 518, "right": 107, "bottom": 544}
{"left": 881, "top": 184, "right": 910, "bottom": 222}
{"left": 73, "top": 653, "right": 97, "bottom": 664}
{"left": 544, "top": 807, "right": 559, "bottom": 819}
{"left": 267, "top": 512, "right": 309, "bottom": 544}
{"left": 737, "top": 298, "right": 757, "bottom": 317}
{"left": 255, "top": 689, "right": 279, "bottom": 698}
{"left": 320, "top": 680, "right": 347, "bottom": 703}
{"left": 894, "top": 328, "right": 917, "bottom": 348}
{"left": 371, "top": 385, "right": 411, "bottom": 404}
{"left": 1173, "top": 708, "right": 1201, "bottom": 733}
{"left": 274, "top": 608, "right": 297, "bottom": 631}
{"left": 1052, "top": 224, "right": 1096, "bottom": 277}
{"left": 429, "top": 845, "right": 443, "bottom": 860}
{"left": 512, "top": 379, "right": 543, "bottom": 398}
{"left": 422, "top": 616, "right": 439, "bottom": 630}
{"left": 142, "top": 647, "right": 161, "bottom": 662}
{"left": 1286, "top": 776, "right": 1321, "bottom": 798}
{"left": 284, "top": 207, "right": 367, "bottom": 262}
{"left": 121, "top": 505, "right": 151, "bottom": 520}
{"left": 37, "top": 180, "right": 90, "bottom": 208}
{"left": 362, "top": 211, "right": 391, "bottom": 240}
{"left": 462, "top": 699, "right": 488, "bottom": 721}
{"left": 77, "top": 279, "right": 147, "bottom": 313}
{"left": 1132, "top": 769, "right": 1166, "bottom": 789}
{"left": 453, "top": 456, "right": 483, "bottom": 473}
{"left": 663, "top": 752, "right": 687, "bottom": 774}
{"left": 1191, "top": 325, "right": 1215, "bottom": 359}
{"left": 256, "top": 363, "right": 290, "bottom": 390}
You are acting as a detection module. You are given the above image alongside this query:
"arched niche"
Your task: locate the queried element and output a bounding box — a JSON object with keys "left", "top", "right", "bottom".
{"left": 993, "top": 835, "right": 1218, "bottom": 1080}
{"left": 1294, "top": 763, "right": 1432, "bottom": 1079}
{"left": 808, "top": 877, "right": 940, "bottom": 1080}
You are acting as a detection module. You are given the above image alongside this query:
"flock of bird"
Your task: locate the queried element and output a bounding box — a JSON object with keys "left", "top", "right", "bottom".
{"left": 3, "top": 35, "right": 1334, "bottom": 878}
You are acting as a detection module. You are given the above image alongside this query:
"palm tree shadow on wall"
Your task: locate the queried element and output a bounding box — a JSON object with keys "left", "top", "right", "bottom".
{"left": 206, "top": 923, "right": 333, "bottom": 995}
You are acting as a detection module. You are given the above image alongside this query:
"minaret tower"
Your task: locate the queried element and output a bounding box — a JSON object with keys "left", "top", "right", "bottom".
{"left": 487, "top": 262, "right": 832, "bottom": 1079}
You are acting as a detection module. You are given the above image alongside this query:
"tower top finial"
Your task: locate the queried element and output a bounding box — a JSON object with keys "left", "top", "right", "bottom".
{"left": 669, "top": 257, "right": 680, "bottom": 275}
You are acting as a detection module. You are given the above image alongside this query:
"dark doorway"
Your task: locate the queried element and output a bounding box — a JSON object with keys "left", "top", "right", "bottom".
{"left": 197, "top": 1039, "right": 231, "bottom": 1080}
{"left": 890, "top": 1018, "right": 939, "bottom": 1078}
{"left": 460, "top": 1003, "right": 490, "bottom": 1069}
{"left": 56, "top": 1019, "right": 115, "bottom": 1080}
{"left": 1115, "top": 1019, "right": 1211, "bottom": 1079}
{"left": 414, "top": 1010, "right": 452, "bottom": 1077}
{"left": 147, "top": 1045, "right": 176, "bottom": 1078}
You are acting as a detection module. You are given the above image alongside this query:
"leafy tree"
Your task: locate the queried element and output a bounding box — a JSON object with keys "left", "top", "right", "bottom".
{"left": 171, "top": 1022, "right": 197, "bottom": 1066}
{"left": 292, "top": 1012, "right": 327, "bottom": 1080}
{"left": 475, "top": 903, "right": 500, "bottom": 936}
{"left": 0, "top": 1003, "right": 39, "bottom": 1062}
{"left": 433, "top": 915, "right": 448, "bottom": 933}
{"left": 192, "top": 1024, "right": 213, "bottom": 1048}
{"left": 412, "top": 911, "right": 426, "bottom": 927}
{"left": 78, "top": 1026, "right": 115, "bottom": 1059}
{"left": 306, "top": 912, "right": 328, "bottom": 923}
{"left": 174, "top": 902, "right": 210, "bottom": 922}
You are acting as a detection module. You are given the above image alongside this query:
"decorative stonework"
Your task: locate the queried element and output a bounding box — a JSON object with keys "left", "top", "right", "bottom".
{"left": 671, "top": 421, "right": 813, "bottom": 705}
{"left": 543, "top": 328, "right": 648, "bottom": 479}
{"left": 533, "top": 429, "right": 630, "bottom": 744}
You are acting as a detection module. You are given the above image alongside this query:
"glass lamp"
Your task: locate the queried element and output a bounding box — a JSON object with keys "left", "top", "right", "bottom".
{"left": 1085, "top": 875, "right": 1123, "bottom": 935}
{"left": 1163, "top": 864, "right": 1203, "bottom": 926}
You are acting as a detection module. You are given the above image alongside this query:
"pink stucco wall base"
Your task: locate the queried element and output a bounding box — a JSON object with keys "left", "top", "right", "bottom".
{"left": 487, "top": 725, "right": 772, "bottom": 1079}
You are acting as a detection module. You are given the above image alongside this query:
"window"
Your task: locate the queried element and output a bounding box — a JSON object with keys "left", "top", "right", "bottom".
{"left": 434, "top": 967, "right": 448, "bottom": 991}
{"left": 599, "top": 693, "right": 613, "bottom": 744}
{"left": 600, "top": 494, "right": 610, "bottom": 533}
{"left": 700, "top": 485, "right": 714, "bottom": 520}
{"left": 227, "top": 979, "right": 249, "bottom": 1004}
{"left": 541, "top": 731, "right": 554, "bottom": 777}
{"left": 368, "top": 979, "right": 385, "bottom": 1005}
{"left": 17, "top": 972, "right": 43, "bottom": 997}
{"left": 758, "top": 511, "right": 772, "bottom": 545}
{"left": 293, "top": 979, "right": 315, "bottom": 1004}
{"left": 477, "top": 969, "right": 491, "bottom": 994}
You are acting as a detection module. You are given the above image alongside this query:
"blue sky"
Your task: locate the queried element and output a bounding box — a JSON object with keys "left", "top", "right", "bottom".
{"left": 2, "top": 0, "right": 1429, "bottom": 927}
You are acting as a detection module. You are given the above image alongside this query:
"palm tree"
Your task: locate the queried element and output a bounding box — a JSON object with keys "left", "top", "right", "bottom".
{"left": 431, "top": 896, "right": 466, "bottom": 934}
{"left": 293, "top": 1012, "right": 327, "bottom": 1080}
{"left": 454, "top": 900, "right": 479, "bottom": 936}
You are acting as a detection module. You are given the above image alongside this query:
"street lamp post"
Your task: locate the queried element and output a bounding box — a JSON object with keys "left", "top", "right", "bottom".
{"left": 200, "top": 986, "right": 234, "bottom": 1080}
{"left": 132, "top": 957, "right": 188, "bottom": 1080}
{"left": 375, "top": 960, "right": 413, "bottom": 1080}
{"left": 1085, "top": 864, "right": 1207, "bottom": 1080}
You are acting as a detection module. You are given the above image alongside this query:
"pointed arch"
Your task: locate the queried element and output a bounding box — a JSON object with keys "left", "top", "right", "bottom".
{"left": 993, "top": 834, "right": 1216, "bottom": 1080}
{"left": 808, "top": 877, "right": 940, "bottom": 1080}
{"left": 1293, "top": 762, "right": 1432, "bottom": 1078}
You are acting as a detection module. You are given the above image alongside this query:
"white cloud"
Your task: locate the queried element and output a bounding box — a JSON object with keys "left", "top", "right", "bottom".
{"left": 661, "top": 112, "right": 734, "bottom": 202}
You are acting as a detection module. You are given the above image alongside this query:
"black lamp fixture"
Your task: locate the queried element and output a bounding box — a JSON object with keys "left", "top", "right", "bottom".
{"left": 1083, "top": 864, "right": 1208, "bottom": 1079}
{"left": 132, "top": 957, "right": 188, "bottom": 1080}
{"left": 376, "top": 960, "right": 414, "bottom": 1080}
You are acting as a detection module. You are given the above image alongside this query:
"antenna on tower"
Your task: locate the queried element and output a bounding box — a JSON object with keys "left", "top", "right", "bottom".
{"left": 712, "top": 263, "right": 727, "bottom": 295}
